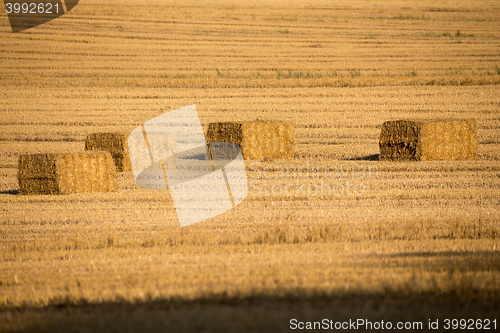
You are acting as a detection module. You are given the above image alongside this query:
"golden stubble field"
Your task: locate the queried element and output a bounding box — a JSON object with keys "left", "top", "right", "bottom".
{"left": 0, "top": 0, "right": 499, "bottom": 331}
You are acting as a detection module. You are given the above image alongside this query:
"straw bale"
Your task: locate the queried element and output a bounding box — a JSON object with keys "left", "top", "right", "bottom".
{"left": 379, "top": 119, "right": 477, "bottom": 161}
{"left": 206, "top": 120, "right": 296, "bottom": 160}
{"left": 85, "top": 133, "right": 131, "bottom": 172}
{"left": 18, "top": 152, "right": 117, "bottom": 195}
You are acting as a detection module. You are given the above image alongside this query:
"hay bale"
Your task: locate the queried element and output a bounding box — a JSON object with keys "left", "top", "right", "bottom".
{"left": 206, "top": 120, "right": 296, "bottom": 160}
{"left": 379, "top": 119, "right": 477, "bottom": 161}
{"left": 85, "top": 133, "right": 131, "bottom": 172}
{"left": 18, "top": 152, "right": 117, "bottom": 195}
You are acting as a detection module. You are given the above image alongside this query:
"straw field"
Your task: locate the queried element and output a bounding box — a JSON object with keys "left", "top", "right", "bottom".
{"left": 1, "top": 0, "right": 499, "bottom": 331}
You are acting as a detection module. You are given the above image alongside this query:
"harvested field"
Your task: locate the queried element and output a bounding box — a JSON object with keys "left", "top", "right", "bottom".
{"left": 0, "top": 0, "right": 499, "bottom": 332}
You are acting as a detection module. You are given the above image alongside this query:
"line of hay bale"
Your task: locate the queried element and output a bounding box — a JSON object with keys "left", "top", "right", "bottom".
{"left": 379, "top": 119, "right": 477, "bottom": 161}
{"left": 18, "top": 152, "right": 117, "bottom": 195}
{"left": 206, "top": 119, "right": 296, "bottom": 161}
{"left": 85, "top": 133, "right": 132, "bottom": 172}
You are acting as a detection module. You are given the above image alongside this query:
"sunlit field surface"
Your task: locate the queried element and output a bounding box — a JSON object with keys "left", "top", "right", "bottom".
{"left": 0, "top": 0, "right": 499, "bottom": 331}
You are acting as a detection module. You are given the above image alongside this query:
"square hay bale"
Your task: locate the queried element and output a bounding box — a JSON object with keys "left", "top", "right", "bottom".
{"left": 379, "top": 119, "right": 477, "bottom": 161}
{"left": 85, "top": 133, "right": 131, "bottom": 172}
{"left": 141, "top": 132, "right": 177, "bottom": 171}
{"left": 18, "top": 152, "right": 117, "bottom": 195}
{"left": 206, "top": 120, "right": 296, "bottom": 160}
